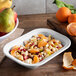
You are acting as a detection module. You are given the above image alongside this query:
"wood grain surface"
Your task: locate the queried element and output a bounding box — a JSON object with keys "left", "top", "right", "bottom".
{"left": 0, "top": 14, "right": 76, "bottom": 76}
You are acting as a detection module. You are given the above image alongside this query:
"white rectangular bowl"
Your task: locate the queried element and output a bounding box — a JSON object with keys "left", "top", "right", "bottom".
{"left": 3, "top": 28, "right": 71, "bottom": 69}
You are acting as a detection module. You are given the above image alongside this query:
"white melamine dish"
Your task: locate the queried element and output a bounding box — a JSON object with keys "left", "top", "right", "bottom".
{"left": 3, "top": 28, "right": 71, "bottom": 69}
{"left": 0, "top": 18, "right": 19, "bottom": 42}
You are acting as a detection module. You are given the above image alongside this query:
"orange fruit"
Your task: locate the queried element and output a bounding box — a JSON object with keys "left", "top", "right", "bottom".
{"left": 38, "top": 34, "right": 47, "bottom": 39}
{"left": 63, "top": 66, "right": 74, "bottom": 70}
{"left": 63, "top": 52, "right": 74, "bottom": 70}
{"left": 25, "top": 43, "right": 29, "bottom": 47}
{"left": 38, "top": 34, "right": 45, "bottom": 37}
{"left": 56, "top": 7, "right": 71, "bottom": 22}
{"left": 63, "top": 52, "right": 76, "bottom": 70}
{"left": 11, "top": 50, "right": 16, "bottom": 56}
{"left": 67, "top": 23, "right": 76, "bottom": 36}
{"left": 67, "top": 28, "right": 73, "bottom": 36}
{"left": 72, "top": 59, "right": 76, "bottom": 66}
{"left": 33, "top": 55, "right": 39, "bottom": 63}
{"left": 67, "top": 24, "right": 73, "bottom": 36}
{"left": 29, "top": 49, "right": 39, "bottom": 53}
{"left": 38, "top": 39, "right": 47, "bottom": 48}
{"left": 68, "top": 14, "right": 76, "bottom": 23}
{"left": 11, "top": 46, "right": 19, "bottom": 56}
{"left": 38, "top": 34, "right": 47, "bottom": 47}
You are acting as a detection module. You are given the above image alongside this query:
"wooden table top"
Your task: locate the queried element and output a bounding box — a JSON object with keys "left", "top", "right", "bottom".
{"left": 0, "top": 14, "right": 76, "bottom": 76}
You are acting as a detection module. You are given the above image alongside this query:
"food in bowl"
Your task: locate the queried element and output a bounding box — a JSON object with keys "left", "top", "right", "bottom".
{"left": 10, "top": 34, "right": 63, "bottom": 64}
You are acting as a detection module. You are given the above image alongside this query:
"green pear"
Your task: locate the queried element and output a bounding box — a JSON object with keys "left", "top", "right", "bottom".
{"left": 0, "top": 8, "right": 15, "bottom": 33}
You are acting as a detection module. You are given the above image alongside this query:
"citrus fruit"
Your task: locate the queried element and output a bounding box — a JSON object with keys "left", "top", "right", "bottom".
{"left": 63, "top": 52, "right": 76, "bottom": 70}
{"left": 67, "top": 23, "right": 76, "bottom": 36}
{"left": 72, "top": 59, "right": 76, "bottom": 66}
{"left": 33, "top": 55, "right": 39, "bottom": 63}
{"left": 38, "top": 34, "right": 47, "bottom": 39}
{"left": 11, "top": 46, "right": 19, "bottom": 56}
{"left": 63, "top": 52, "right": 74, "bottom": 70}
{"left": 68, "top": 14, "right": 76, "bottom": 23}
{"left": 56, "top": 7, "right": 71, "bottom": 22}
{"left": 29, "top": 49, "right": 39, "bottom": 53}
{"left": 38, "top": 39, "right": 47, "bottom": 48}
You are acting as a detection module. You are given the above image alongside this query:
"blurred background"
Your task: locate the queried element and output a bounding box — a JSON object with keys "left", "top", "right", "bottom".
{"left": 12, "top": 0, "right": 76, "bottom": 15}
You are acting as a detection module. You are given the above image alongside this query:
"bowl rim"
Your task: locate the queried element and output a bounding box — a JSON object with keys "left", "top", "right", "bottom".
{"left": 0, "top": 18, "right": 19, "bottom": 39}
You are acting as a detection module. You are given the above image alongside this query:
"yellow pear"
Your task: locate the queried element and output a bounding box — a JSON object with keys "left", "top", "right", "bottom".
{"left": 0, "top": 8, "right": 15, "bottom": 33}
{"left": 0, "top": 0, "right": 12, "bottom": 10}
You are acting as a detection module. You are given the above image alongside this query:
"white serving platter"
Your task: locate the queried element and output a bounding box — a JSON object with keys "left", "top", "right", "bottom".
{"left": 3, "top": 28, "right": 71, "bottom": 69}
